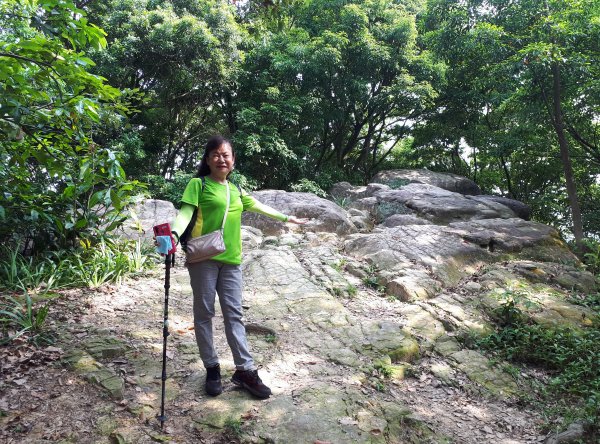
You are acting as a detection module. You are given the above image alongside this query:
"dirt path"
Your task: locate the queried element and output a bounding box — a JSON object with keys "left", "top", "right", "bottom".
{"left": 1, "top": 242, "right": 550, "bottom": 443}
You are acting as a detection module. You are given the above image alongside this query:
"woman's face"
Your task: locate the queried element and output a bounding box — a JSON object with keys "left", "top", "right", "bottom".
{"left": 206, "top": 143, "right": 234, "bottom": 177}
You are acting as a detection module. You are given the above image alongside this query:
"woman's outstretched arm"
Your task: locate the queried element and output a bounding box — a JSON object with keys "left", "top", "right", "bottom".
{"left": 241, "top": 191, "right": 308, "bottom": 224}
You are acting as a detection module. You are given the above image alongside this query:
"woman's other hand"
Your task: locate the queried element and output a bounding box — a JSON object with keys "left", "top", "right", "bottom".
{"left": 287, "top": 216, "right": 310, "bottom": 224}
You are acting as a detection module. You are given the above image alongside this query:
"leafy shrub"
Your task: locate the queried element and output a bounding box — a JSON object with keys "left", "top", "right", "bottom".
{"left": 477, "top": 297, "right": 600, "bottom": 431}
{"left": 310, "top": 165, "right": 365, "bottom": 193}
{"left": 567, "top": 292, "right": 600, "bottom": 311}
{"left": 229, "top": 170, "right": 259, "bottom": 192}
{"left": 290, "top": 179, "right": 327, "bottom": 197}
{"left": 581, "top": 238, "right": 600, "bottom": 275}
{"left": 0, "top": 1, "right": 142, "bottom": 252}
{"left": 2, "top": 145, "right": 145, "bottom": 254}
{"left": 145, "top": 172, "right": 194, "bottom": 204}
{"left": 492, "top": 287, "right": 539, "bottom": 327}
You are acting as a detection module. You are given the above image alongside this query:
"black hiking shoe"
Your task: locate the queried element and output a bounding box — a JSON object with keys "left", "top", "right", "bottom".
{"left": 231, "top": 369, "right": 271, "bottom": 399}
{"left": 205, "top": 364, "right": 222, "bottom": 396}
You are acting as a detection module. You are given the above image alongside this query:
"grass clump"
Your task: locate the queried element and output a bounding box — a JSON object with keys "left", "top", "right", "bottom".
{"left": 0, "top": 239, "right": 157, "bottom": 293}
{"left": 362, "top": 264, "right": 385, "bottom": 293}
{"left": 374, "top": 361, "right": 394, "bottom": 379}
{"left": 330, "top": 258, "right": 347, "bottom": 272}
{"left": 265, "top": 333, "right": 277, "bottom": 344}
{"left": 0, "top": 239, "right": 157, "bottom": 346}
{"left": 223, "top": 417, "right": 243, "bottom": 439}
{"left": 476, "top": 294, "right": 599, "bottom": 437}
{"left": 346, "top": 284, "right": 357, "bottom": 298}
{"left": 0, "top": 293, "right": 53, "bottom": 346}
{"left": 333, "top": 196, "right": 350, "bottom": 209}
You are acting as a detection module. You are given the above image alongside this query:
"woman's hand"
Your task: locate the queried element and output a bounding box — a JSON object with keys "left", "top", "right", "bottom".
{"left": 287, "top": 216, "right": 310, "bottom": 224}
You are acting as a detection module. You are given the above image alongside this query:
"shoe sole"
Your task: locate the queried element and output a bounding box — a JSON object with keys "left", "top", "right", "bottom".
{"left": 231, "top": 378, "right": 271, "bottom": 399}
{"left": 206, "top": 388, "right": 223, "bottom": 396}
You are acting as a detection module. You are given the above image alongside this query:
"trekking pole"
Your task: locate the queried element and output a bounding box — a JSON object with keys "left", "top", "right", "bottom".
{"left": 153, "top": 223, "right": 176, "bottom": 429}
{"left": 158, "top": 251, "right": 174, "bottom": 429}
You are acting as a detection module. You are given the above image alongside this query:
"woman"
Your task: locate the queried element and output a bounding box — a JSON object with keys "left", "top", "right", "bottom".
{"left": 171, "top": 135, "right": 307, "bottom": 399}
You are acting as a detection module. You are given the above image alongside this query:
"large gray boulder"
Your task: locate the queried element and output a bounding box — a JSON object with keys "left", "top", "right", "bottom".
{"left": 242, "top": 190, "right": 357, "bottom": 236}
{"left": 447, "top": 218, "right": 567, "bottom": 254}
{"left": 118, "top": 199, "right": 178, "bottom": 240}
{"left": 474, "top": 195, "right": 532, "bottom": 220}
{"left": 372, "top": 183, "right": 516, "bottom": 224}
{"left": 330, "top": 180, "right": 526, "bottom": 225}
{"left": 329, "top": 181, "right": 389, "bottom": 202}
{"left": 381, "top": 214, "right": 433, "bottom": 227}
{"left": 344, "top": 224, "right": 492, "bottom": 289}
{"left": 329, "top": 181, "right": 367, "bottom": 201}
{"left": 372, "top": 169, "right": 482, "bottom": 195}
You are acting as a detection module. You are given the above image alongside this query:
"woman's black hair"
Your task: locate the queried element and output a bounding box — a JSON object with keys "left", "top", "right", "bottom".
{"left": 196, "top": 135, "right": 235, "bottom": 177}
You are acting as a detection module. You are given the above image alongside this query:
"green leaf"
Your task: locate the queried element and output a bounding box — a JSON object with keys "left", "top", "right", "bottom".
{"left": 74, "top": 218, "right": 87, "bottom": 230}
{"left": 89, "top": 190, "right": 104, "bottom": 208}
{"left": 109, "top": 188, "right": 121, "bottom": 210}
{"left": 62, "top": 185, "right": 76, "bottom": 199}
{"left": 105, "top": 216, "right": 127, "bottom": 232}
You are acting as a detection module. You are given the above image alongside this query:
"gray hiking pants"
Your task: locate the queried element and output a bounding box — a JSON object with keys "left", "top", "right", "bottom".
{"left": 187, "top": 260, "right": 255, "bottom": 371}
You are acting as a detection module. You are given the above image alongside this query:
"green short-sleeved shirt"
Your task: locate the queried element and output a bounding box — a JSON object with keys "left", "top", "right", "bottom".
{"left": 180, "top": 177, "right": 288, "bottom": 265}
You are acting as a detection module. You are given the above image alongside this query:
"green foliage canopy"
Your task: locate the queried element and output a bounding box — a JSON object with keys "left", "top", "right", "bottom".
{"left": 417, "top": 0, "right": 600, "bottom": 237}
{"left": 0, "top": 0, "right": 143, "bottom": 251}
{"left": 88, "top": 0, "right": 245, "bottom": 177}
{"left": 234, "top": 0, "right": 444, "bottom": 188}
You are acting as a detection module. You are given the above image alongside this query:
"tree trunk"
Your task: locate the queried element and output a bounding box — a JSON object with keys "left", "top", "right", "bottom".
{"left": 499, "top": 155, "right": 514, "bottom": 198}
{"left": 472, "top": 144, "right": 477, "bottom": 184}
{"left": 551, "top": 62, "right": 584, "bottom": 244}
{"left": 223, "top": 89, "right": 237, "bottom": 134}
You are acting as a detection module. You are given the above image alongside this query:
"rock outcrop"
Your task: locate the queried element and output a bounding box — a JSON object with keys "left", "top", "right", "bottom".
{"left": 371, "top": 169, "right": 482, "bottom": 195}
{"left": 330, "top": 179, "right": 533, "bottom": 228}
{"left": 60, "top": 169, "right": 594, "bottom": 444}
{"left": 242, "top": 190, "right": 358, "bottom": 235}
{"left": 117, "top": 198, "right": 178, "bottom": 239}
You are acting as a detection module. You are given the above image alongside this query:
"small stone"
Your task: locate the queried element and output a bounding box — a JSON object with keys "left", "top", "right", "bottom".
{"left": 339, "top": 417, "right": 358, "bottom": 426}
{"left": 464, "top": 281, "right": 482, "bottom": 292}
